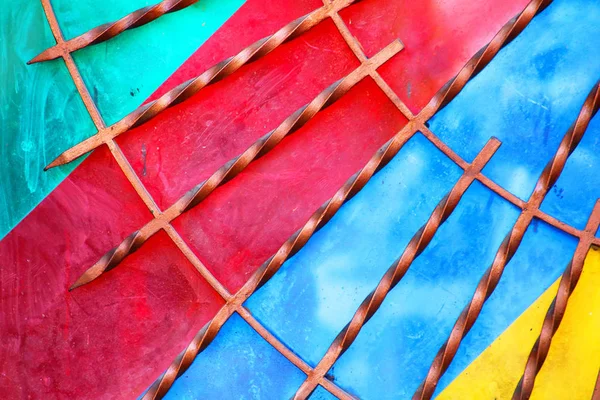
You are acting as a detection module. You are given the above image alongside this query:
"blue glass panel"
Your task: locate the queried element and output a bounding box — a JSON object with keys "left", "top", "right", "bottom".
{"left": 540, "top": 114, "right": 600, "bottom": 230}
{"left": 429, "top": 0, "right": 600, "bottom": 201}
{"left": 246, "top": 133, "right": 462, "bottom": 365}
{"left": 164, "top": 313, "right": 306, "bottom": 399}
{"left": 309, "top": 386, "right": 337, "bottom": 400}
{"left": 435, "top": 220, "right": 577, "bottom": 395}
{"left": 329, "top": 183, "right": 521, "bottom": 399}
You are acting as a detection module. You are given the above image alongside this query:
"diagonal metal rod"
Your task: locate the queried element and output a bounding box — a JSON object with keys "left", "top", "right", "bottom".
{"left": 141, "top": 115, "right": 420, "bottom": 400}
{"left": 414, "top": 80, "right": 600, "bottom": 400}
{"left": 326, "top": 0, "right": 594, "bottom": 247}
{"left": 44, "top": 0, "right": 360, "bottom": 170}
{"left": 29, "top": 0, "right": 202, "bottom": 64}
{"left": 236, "top": 308, "right": 355, "bottom": 400}
{"left": 293, "top": 138, "right": 501, "bottom": 399}
{"left": 69, "top": 40, "right": 403, "bottom": 291}
{"left": 139, "top": 0, "right": 559, "bottom": 393}
{"left": 513, "top": 201, "right": 600, "bottom": 400}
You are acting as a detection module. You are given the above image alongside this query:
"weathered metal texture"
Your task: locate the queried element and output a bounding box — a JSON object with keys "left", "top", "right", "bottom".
{"left": 513, "top": 201, "right": 600, "bottom": 400}
{"left": 293, "top": 138, "right": 501, "bottom": 398}
{"left": 140, "top": 78, "right": 418, "bottom": 400}
{"left": 326, "top": 0, "right": 595, "bottom": 243}
{"left": 29, "top": 0, "right": 201, "bottom": 64}
{"left": 31, "top": 0, "right": 600, "bottom": 397}
{"left": 414, "top": 80, "right": 600, "bottom": 400}
{"left": 141, "top": 0, "right": 565, "bottom": 395}
{"left": 69, "top": 39, "right": 403, "bottom": 290}
{"left": 44, "top": 0, "right": 359, "bottom": 170}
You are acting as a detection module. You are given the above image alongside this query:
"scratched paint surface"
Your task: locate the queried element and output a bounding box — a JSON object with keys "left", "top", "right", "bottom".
{"left": 0, "top": 0, "right": 243, "bottom": 241}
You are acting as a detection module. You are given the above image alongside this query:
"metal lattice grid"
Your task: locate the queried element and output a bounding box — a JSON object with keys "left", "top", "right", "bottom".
{"left": 33, "top": 0, "right": 600, "bottom": 398}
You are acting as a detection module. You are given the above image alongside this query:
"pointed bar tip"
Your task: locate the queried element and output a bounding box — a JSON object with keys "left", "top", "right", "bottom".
{"left": 69, "top": 267, "right": 101, "bottom": 291}
{"left": 27, "top": 46, "right": 62, "bottom": 64}
{"left": 44, "top": 154, "right": 68, "bottom": 171}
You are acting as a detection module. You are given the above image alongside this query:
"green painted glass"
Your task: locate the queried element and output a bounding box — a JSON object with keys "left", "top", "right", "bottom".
{"left": 66, "top": 0, "right": 245, "bottom": 125}
{"left": 0, "top": 0, "right": 244, "bottom": 239}
{"left": 0, "top": 0, "right": 95, "bottom": 240}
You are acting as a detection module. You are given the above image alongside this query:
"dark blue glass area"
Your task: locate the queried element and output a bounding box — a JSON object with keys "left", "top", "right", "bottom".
{"left": 164, "top": 313, "right": 306, "bottom": 399}
{"left": 540, "top": 114, "right": 600, "bottom": 231}
{"left": 328, "top": 183, "right": 521, "bottom": 399}
{"left": 245, "top": 133, "right": 463, "bottom": 366}
{"left": 429, "top": 0, "right": 600, "bottom": 201}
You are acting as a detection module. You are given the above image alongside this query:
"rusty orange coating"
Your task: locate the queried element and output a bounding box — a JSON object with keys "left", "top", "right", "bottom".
{"left": 594, "top": 369, "right": 600, "bottom": 400}
{"left": 414, "top": 80, "right": 600, "bottom": 400}
{"left": 141, "top": 97, "right": 420, "bottom": 400}
{"left": 139, "top": 0, "right": 557, "bottom": 394}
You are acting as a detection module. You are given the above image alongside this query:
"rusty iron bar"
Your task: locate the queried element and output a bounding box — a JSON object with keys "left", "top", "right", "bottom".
{"left": 44, "top": 0, "right": 360, "bottom": 170}
{"left": 326, "top": 0, "right": 592, "bottom": 246}
{"left": 324, "top": 1, "right": 415, "bottom": 120}
{"left": 141, "top": 116, "right": 421, "bottom": 400}
{"left": 414, "top": 80, "right": 600, "bottom": 400}
{"left": 29, "top": 0, "right": 202, "bottom": 64}
{"left": 35, "top": 2, "right": 357, "bottom": 395}
{"left": 236, "top": 308, "right": 355, "bottom": 399}
{"left": 293, "top": 138, "right": 501, "bottom": 398}
{"left": 37, "top": 0, "right": 234, "bottom": 299}
{"left": 512, "top": 201, "right": 600, "bottom": 400}
{"left": 140, "top": 0, "right": 560, "bottom": 394}
{"left": 69, "top": 40, "right": 403, "bottom": 291}
{"left": 418, "top": 124, "right": 588, "bottom": 241}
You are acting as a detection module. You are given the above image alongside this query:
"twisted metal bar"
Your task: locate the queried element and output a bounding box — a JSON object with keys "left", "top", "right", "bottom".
{"left": 328, "top": 0, "right": 593, "bottom": 247}
{"left": 513, "top": 201, "right": 600, "bottom": 400}
{"left": 142, "top": 115, "right": 421, "bottom": 400}
{"left": 44, "top": 0, "right": 359, "bottom": 170}
{"left": 293, "top": 138, "right": 501, "bottom": 398}
{"left": 29, "top": 0, "right": 201, "bottom": 64}
{"left": 414, "top": 80, "right": 600, "bottom": 400}
{"left": 69, "top": 40, "right": 403, "bottom": 291}
{"left": 141, "top": 0, "right": 559, "bottom": 393}
{"left": 419, "top": 0, "right": 552, "bottom": 120}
